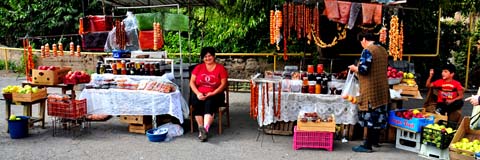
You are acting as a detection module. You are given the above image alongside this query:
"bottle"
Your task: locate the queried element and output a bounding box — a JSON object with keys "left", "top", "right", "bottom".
{"left": 317, "top": 64, "right": 324, "bottom": 74}
{"left": 308, "top": 81, "right": 315, "bottom": 94}
{"left": 149, "top": 63, "right": 155, "bottom": 75}
{"left": 129, "top": 62, "right": 135, "bottom": 75}
{"left": 321, "top": 78, "right": 329, "bottom": 94}
{"left": 139, "top": 64, "right": 145, "bottom": 76}
{"left": 116, "top": 60, "right": 122, "bottom": 74}
{"left": 111, "top": 63, "right": 117, "bottom": 74}
{"left": 125, "top": 63, "right": 130, "bottom": 75}
{"left": 99, "top": 64, "right": 105, "bottom": 74}
{"left": 96, "top": 61, "right": 102, "bottom": 74}
{"left": 154, "top": 63, "right": 160, "bottom": 76}
{"left": 315, "top": 77, "right": 322, "bottom": 94}
{"left": 120, "top": 61, "right": 126, "bottom": 75}
{"left": 302, "top": 77, "right": 309, "bottom": 93}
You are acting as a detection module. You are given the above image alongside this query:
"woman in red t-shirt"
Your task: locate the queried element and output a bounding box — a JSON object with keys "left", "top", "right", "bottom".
{"left": 190, "top": 47, "right": 228, "bottom": 142}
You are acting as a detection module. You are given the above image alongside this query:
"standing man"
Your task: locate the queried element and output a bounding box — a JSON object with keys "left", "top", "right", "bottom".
{"left": 349, "top": 32, "right": 389, "bottom": 152}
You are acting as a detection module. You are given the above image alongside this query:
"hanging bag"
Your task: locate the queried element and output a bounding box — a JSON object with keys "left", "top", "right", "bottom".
{"left": 341, "top": 71, "right": 359, "bottom": 104}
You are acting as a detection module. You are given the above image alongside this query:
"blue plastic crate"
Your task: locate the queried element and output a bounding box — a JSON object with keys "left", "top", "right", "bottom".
{"left": 388, "top": 110, "right": 434, "bottom": 132}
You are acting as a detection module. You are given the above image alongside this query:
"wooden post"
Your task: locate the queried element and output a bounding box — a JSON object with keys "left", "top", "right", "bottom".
{"left": 4, "top": 48, "right": 8, "bottom": 72}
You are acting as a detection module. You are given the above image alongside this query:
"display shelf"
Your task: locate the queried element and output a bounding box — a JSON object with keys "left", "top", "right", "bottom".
{"left": 103, "top": 58, "right": 174, "bottom": 74}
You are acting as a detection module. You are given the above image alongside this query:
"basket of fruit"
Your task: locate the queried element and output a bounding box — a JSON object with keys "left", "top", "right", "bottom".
{"left": 2, "top": 85, "right": 21, "bottom": 101}
{"left": 387, "top": 66, "right": 404, "bottom": 85}
{"left": 422, "top": 123, "right": 457, "bottom": 149}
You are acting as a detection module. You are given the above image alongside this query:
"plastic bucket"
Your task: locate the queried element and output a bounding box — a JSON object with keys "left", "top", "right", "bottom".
{"left": 8, "top": 116, "right": 29, "bottom": 139}
{"left": 146, "top": 128, "right": 168, "bottom": 142}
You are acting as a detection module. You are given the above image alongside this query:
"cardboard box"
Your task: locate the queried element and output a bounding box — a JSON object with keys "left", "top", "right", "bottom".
{"left": 119, "top": 115, "right": 152, "bottom": 125}
{"left": 128, "top": 123, "right": 152, "bottom": 134}
{"left": 297, "top": 115, "right": 335, "bottom": 132}
{"left": 32, "top": 67, "right": 71, "bottom": 85}
{"left": 12, "top": 88, "right": 47, "bottom": 102}
{"left": 388, "top": 108, "right": 434, "bottom": 132}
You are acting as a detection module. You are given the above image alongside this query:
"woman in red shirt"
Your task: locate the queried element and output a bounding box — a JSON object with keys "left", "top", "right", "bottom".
{"left": 190, "top": 47, "right": 228, "bottom": 142}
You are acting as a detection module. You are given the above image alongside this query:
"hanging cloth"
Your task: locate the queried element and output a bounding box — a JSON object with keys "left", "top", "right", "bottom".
{"left": 337, "top": 1, "right": 352, "bottom": 24}
{"left": 347, "top": 2, "right": 362, "bottom": 29}
{"left": 324, "top": 0, "right": 340, "bottom": 22}
{"left": 362, "top": 3, "right": 377, "bottom": 24}
{"left": 374, "top": 4, "right": 383, "bottom": 25}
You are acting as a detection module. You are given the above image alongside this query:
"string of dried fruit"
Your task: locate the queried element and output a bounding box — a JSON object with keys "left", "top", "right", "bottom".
{"left": 289, "top": 3, "right": 294, "bottom": 38}
{"left": 250, "top": 81, "right": 254, "bottom": 118}
{"left": 275, "top": 10, "right": 282, "bottom": 50}
{"left": 266, "top": 82, "right": 269, "bottom": 109}
{"left": 312, "top": 24, "right": 347, "bottom": 48}
{"left": 52, "top": 44, "right": 57, "bottom": 57}
{"left": 262, "top": 84, "right": 266, "bottom": 123}
{"left": 253, "top": 83, "right": 258, "bottom": 119}
{"left": 154, "top": 22, "right": 158, "bottom": 51}
{"left": 69, "top": 42, "right": 75, "bottom": 56}
{"left": 40, "top": 45, "right": 45, "bottom": 58}
{"left": 277, "top": 82, "right": 281, "bottom": 119}
{"left": 270, "top": 10, "right": 275, "bottom": 45}
{"left": 157, "top": 23, "right": 164, "bottom": 49}
{"left": 399, "top": 21, "right": 404, "bottom": 60}
{"left": 76, "top": 45, "right": 81, "bottom": 57}
{"left": 283, "top": 3, "right": 288, "bottom": 39}
{"left": 115, "top": 20, "right": 121, "bottom": 47}
{"left": 379, "top": 27, "right": 387, "bottom": 44}
{"left": 389, "top": 15, "right": 399, "bottom": 60}
{"left": 296, "top": 5, "right": 301, "bottom": 39}
{"left": 305, "top": 6, "right": 310, "bottom": 43}
{"left": 313, "top": 4, "right": 319, "bottom": 38}
{"left": 272, "top": 85, "right": 275, "bottom": 118}
{"left": 45, "top": 43, "right": 50, "bottom": 57}
{"left": 28, "top": 44, "right": 33, "bottom": 74}
{"left": 22, "top": 39, "right": 27, "bottom": 74}
{"left": 58, "top": 43, "right": 64, "bottom": 56}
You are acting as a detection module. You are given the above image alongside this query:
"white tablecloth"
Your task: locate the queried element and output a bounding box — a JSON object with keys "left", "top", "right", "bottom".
{"left": 79, "top": 89, "right": 188, "bottom": 124}
{"left": 256, "top": 88, "right": 358, "bottom": 127}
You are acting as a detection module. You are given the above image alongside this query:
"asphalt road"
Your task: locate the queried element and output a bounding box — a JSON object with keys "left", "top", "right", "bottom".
{"left": 0, "top": 73, "right": 477, "bottom": 160}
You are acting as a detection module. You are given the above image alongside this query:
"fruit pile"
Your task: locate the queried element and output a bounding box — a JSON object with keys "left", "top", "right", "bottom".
{"left": 8, "top": 115, "right": 22, "bottom": 121}
{"left": 341, "top": 95, "right": 357, "bottom": 104}
{"left": 37, "top": 65, "right": 60, "bottom": 70}
{"left": 394, "top": 109, "right": 425, "bottom": 120}
{"left": 422, "top": 123, "right": 456, "bottom": 149}
{"left": 451, "top": 138, "right": 480, "bottom": 154}
{"left": 387, "top": 66, "right": 403, "bottom": 79}
{"left": 2, "top": 85, "right": 22, "bottom": 94}
{"left": 47, "top": 94, "right": 71, "bottom": 102}
{"left": 64, "top": 71, "right": 91, "bottom": 84}
{"left": 16, "top": 85, "right": 40, "bottom": 94}
{"left": 299, "top": 112, "right": 333, "bottom": 123}
{"left": 401, "top": 72, "right": 417, "bottom": 86}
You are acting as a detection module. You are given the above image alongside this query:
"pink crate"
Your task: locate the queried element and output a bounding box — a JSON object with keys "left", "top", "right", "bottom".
{"left": 293, "top": 126, "right": 334, "bottom": 151}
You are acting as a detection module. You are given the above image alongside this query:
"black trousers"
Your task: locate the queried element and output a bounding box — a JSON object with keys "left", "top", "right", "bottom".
{"left": 191, "top": 92, "right": 225, "bottom": 116}
{"left": 364, "top": 128, "right": 380, "bottom": 149}
{"left": 436, "top": 100, "right": 463, "bottom": 115}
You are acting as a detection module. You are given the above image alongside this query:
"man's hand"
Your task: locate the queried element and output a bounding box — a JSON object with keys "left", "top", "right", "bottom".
{"left": 429, "top": 69, "right": 434, "bottom": 78}
{"left": 348, "top": 65, "right": 358, "bottom": 73}
{"left": 205, "top": 92, "right": 214, "bottom": 98}
{"left": 197, "top": 93, "right": 206, "bottom": 101}
{"left": 466, "top": 95, "right": 480, "bottom": 106}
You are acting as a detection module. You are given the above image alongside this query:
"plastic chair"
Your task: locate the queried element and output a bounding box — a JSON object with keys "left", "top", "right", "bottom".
{"left": 189, "top": 88, "right": 230, "bottom": 134}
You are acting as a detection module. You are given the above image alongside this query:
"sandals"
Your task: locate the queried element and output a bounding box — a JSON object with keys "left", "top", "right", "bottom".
{"left": 198, "top": 126, "right": 208, "bottom": 142}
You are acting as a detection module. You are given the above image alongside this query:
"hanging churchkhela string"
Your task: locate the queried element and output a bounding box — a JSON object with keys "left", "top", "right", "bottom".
{"left": 389, "top": 15, "right": 401, "bottom": 60}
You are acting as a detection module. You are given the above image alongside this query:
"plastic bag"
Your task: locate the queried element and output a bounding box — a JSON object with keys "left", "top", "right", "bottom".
{"left": 470, "top": 88, "right": 480, "bottom": 129}
{"left": 341, "top": 71, "right": 359, "bottom": 103}
{"left": 122, "top": 11, "right": 140, "bottom": 51}
{"left": 158, "top": 122, "right": 184, "bottom": 142}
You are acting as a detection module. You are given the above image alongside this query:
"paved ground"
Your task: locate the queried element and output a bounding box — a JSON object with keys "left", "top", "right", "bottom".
{"left": 0, "top": 72, "right": 477, "bottom": 160}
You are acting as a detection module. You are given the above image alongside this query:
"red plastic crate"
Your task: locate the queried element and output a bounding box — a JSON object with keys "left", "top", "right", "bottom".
{"left": 293, "top": 126, "right": 334, "bottom": 151}
{"left": 47, "top": 99, "right": 87, "bottom": 119}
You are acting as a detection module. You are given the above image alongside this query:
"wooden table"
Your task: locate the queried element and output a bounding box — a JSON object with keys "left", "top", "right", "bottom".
{"left": 22, "top": 82, "right": 76, "bottom": 99}
{"left": 5, "top": 98, "right": 47, "bottom": 133}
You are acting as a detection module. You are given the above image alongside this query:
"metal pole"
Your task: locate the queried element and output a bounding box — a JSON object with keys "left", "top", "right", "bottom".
{"left": 465, "top": 13, "right": 474, "bottom": 88}
{"left": 273, "top": 53, "right": 277, "bottom": 71}
{"left": 178, "top": 5, "right": 184, "bottom": 96}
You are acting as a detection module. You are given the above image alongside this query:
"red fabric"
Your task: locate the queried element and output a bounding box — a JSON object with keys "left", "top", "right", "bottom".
{"left": 362, "top": 3, "right": 376, "bottom": 24}
{"left": 192, "top": 63, "right": 228, "bottom": 94}
{"left": 432, "top": 79, "right": 463, "bottom": 102}
{"left": 138, "top": 30, "right": 164, "bottom": 50}
{"left": 374, "top": 4, "right": 383, "bottom": 25}
{"left": 337, "top": 1, "right": 352, "bottom": 24}
{"left": 84, "top": 16, "right": 113, "bottom": 33}
{"left": 324, "top": 0, "right": 340, "bottom": 21}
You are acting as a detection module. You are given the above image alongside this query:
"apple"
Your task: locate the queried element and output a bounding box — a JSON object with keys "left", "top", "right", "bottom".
{"left": 47, "top": 66, "right": 56, "bottom": 70}
{"left": 387, "top": 71, "right": 391, "bottom": 77}
{"left": 391, "top": 68, "right": 397, "bottom": 73}
{"left": 9, "top": 115, "right": 16, "bottom": 120}
{"left": 67, "top": 71, "right": 73, "bottom": 75}
{"left": 396, "top": 72, "right": 403, "bottom": 78}
{"left": 388, "top": 66, "right": 393, "bottom": 71}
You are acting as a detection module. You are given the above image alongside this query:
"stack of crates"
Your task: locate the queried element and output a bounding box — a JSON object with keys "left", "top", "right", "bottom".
{"left": 396, "top": 128, "right": 422, "bottom": 153}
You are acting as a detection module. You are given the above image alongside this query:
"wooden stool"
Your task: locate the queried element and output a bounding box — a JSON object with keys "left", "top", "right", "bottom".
{"left": 5, "top": 98, "right": 46, "bottom": 133}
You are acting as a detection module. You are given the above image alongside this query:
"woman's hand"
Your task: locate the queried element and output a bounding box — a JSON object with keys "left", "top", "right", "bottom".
{"left": 348, "top": 65, "right": 358, "bottom": 73}
{"left": 197, "top": 93, "right": 206, "bottom": 101}
{"left": 466, "top": 95, "right": 480, "bottom": 106}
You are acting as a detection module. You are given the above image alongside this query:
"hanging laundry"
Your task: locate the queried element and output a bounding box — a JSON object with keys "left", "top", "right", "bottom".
{"left": 362, "top": 3, "right": 377, "bottom": 24}
{"left": 347, "top": 2, "right": 361, "bottom": 29}
{"left": 337, "top": 1, "right": 352, "bottom": 25}
{"left": 324, "top": 0, "right": 340, "bottom": 22}
{"left": 374, "top": 4, "right": 383, "bottom": 25}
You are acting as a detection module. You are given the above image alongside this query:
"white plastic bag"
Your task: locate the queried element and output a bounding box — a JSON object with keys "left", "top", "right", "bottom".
{"left": 470, "top": 88, "right": 480, "bottom": 129}
{"left": 158, "top": 122, "right": 184, "bottom": 141}
{"left": 341, "top": 71, "right": 359, "bottom": 98}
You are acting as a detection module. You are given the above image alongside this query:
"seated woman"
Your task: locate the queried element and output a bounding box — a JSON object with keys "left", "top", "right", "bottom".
{"left": 190, "top": 47, "right": 228, "bottom": 142}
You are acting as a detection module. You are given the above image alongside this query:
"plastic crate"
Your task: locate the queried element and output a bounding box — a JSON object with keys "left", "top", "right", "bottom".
{"left": 389, "top": 109, "right": 435, "bottom": 132}
{"left": 396, "top": 128, "right": 422, "bottom": 153}
{"left": 422, "top": 127, "right": 456, "bottom": 149}
{"left": 419, "top": 144, "right": 449, "bottom": 160}
{"left": 47, "top": 99, "right": 87, "bottom": 119}
{"left": 293, "top": 126, "right": 334, "bottom": 151}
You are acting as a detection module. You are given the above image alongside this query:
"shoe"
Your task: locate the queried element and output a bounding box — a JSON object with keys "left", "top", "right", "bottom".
{"left": 198, "top": 126, "right": 208, "bottom": 142}
{"left": 352, "top": 145, "right": 373, "bottom": 153}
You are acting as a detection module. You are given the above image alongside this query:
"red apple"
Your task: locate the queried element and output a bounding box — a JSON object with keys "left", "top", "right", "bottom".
{"left": 47, "top": 66, "right": 55, "bottom": 70}
{"left": 396, "top": 72, "right": 403, "bottom": 78}
{"left": 387, "top": 71, "right": 391, "bottom": 77}
{"left": 388, "top": 66, "right": 393, "bottom": 71}
{"left": 75, "top": 71, "right": 81, "bottom": 75}
{"left": 391, "top": 68, "right": 397, "bottom": 73}
{"left": 67, "top": 71, "right": 73, "bottom": 75}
